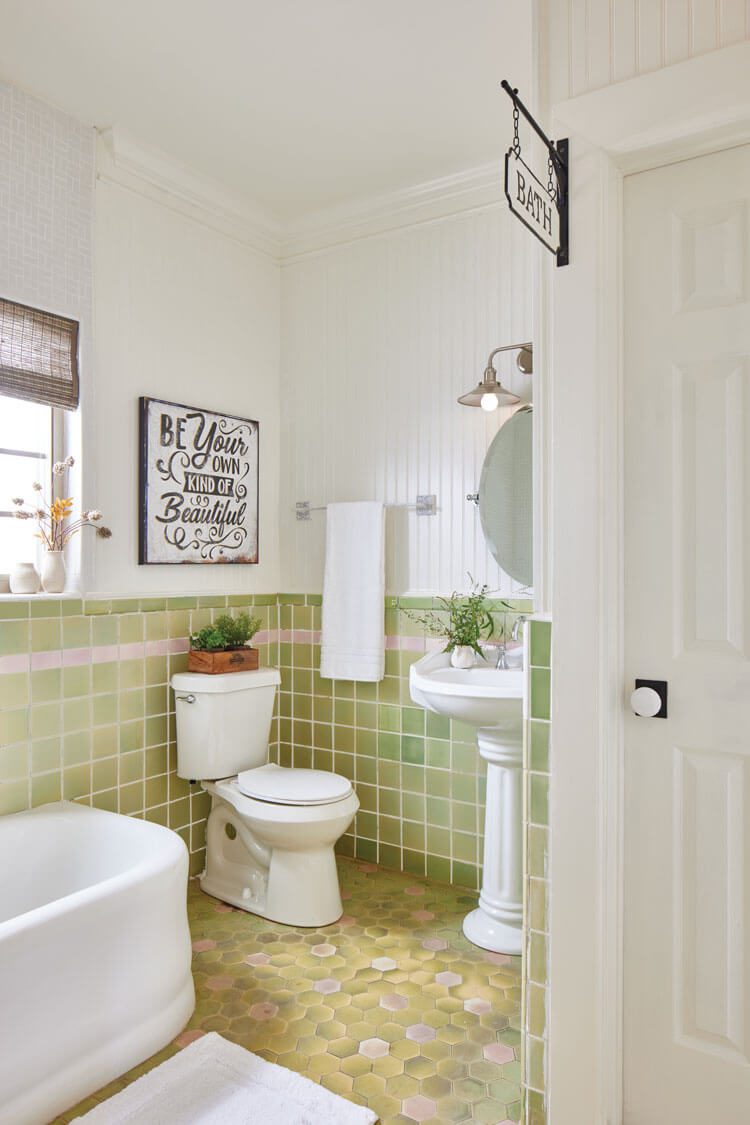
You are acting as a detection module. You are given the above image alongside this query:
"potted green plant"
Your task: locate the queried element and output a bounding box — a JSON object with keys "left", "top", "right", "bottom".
{"left": 188, "top": 612, "right": 262, "bottom": 674}
{"left": 402, "top": 579, "right": 513, "bottom": 668}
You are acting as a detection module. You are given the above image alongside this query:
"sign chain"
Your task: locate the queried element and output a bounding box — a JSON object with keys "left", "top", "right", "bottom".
{"left": 512, "top": 102, "right": 521, "bottom": 157}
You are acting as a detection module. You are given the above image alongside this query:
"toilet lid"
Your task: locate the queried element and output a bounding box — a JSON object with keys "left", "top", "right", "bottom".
{"left": 237, "top": 763, "right": 353, "bottom": 806}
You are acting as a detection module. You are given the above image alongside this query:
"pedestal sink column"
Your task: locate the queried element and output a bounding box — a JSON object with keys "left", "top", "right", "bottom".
{"left": 462, "top": 728, "right": 523, "bottom": 955}
{"left": 408, "top": 649, "right": 524, "bottom": 957}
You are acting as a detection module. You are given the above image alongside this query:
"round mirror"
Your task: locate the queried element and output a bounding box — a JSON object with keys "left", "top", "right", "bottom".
{"left": 478, "top": 406, "right": 533, "bottom": 587}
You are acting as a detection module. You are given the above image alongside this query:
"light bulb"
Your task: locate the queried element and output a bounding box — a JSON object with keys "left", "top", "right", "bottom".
{"left": 480, "top": 392, "right": 499, "bottom": 412}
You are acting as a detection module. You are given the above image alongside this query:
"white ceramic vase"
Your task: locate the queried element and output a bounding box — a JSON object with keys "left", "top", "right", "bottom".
{"left": 450, "top": 645, "right": 476, "bottom": 669}
{"left": 41, "top": 551, "right": 66, "bottom": 594}
{"left": 9, "top": 561, "right": 41, "bottom": 594}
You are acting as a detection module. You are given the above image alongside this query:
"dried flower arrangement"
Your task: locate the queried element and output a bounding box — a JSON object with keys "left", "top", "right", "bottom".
{"left": 10, "top": 456, "right": 112, "bottom": 550}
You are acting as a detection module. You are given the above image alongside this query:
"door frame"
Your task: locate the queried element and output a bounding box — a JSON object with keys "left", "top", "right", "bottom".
{"left": 545, "top": 40, "right": 750, "bottom": 1125}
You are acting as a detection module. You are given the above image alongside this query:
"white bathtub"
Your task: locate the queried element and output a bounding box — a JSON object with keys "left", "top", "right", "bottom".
{"left": 0, "top": 802, "right": 195, "bottom": 1125}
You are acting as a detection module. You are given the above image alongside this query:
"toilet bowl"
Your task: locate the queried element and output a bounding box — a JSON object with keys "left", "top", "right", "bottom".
{"left": 171, "top": 669, "right": 358, "bottom": 927}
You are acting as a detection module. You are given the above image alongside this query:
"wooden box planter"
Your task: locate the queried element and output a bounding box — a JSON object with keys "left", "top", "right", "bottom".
{"left": 187, "top": 646, "right": 259, "bottom": 675}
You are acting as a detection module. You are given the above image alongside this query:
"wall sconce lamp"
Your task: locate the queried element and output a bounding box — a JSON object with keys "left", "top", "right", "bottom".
{"left": 457, "top": 342, "right": 533, "bottom": 412}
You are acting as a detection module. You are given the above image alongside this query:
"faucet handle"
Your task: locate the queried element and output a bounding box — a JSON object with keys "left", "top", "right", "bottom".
{"left": 479, "top": 641, "right": 508, "bottom": 669}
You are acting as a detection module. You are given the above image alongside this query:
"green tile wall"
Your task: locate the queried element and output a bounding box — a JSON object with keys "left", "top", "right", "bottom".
{"left": 524, "top": 617, "right": 551, "bottom": 1125}
{"left": 1, "top": 589, "right": 553, "bottom": 1121}
{"left": 0, "top": 594, "right": 278, "bottom": 876}
{"left": 273, "top": 593, "right": 532, "bottom": 892}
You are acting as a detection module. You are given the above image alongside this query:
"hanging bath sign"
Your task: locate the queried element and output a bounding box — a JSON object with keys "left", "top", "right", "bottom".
{"left": 501, "top": 80, "right": 569, "bottom": 267}
{"left": 139, "top": 396, "right": 259, "bottom": 565}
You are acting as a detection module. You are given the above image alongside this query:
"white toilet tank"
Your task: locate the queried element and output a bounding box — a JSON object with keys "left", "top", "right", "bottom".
{"left": 171, "top": 668, "right": 281, "bottom": 781}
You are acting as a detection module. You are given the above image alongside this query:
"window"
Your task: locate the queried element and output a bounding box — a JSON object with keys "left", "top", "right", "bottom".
{"left": 0, "top": 298, "right": 78, "bottom": 575}
{"left": 0, "top": 396, "right": 57, "bottom": 572}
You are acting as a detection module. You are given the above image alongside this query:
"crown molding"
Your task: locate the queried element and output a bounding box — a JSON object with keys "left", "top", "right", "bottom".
{"left": 279, "top": 163, "right": 504, "bottom": 261}
{"left": 96, "top": 127, "right": 282, "bottom": 259}
{"left": 96, "top": 129, "right": 504, "bottom": 262}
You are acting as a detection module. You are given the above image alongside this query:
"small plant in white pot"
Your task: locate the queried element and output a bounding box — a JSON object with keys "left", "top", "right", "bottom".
{"left": 402, "top": 578, "right": 513, "bottom": 668}
{"left": 10, "top": 457, "right": 112, "bottom": 593}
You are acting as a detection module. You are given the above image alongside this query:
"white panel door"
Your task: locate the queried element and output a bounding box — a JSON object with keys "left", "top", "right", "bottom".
{"left": 624, "top": 144, "right": 750, "bottom": 1123}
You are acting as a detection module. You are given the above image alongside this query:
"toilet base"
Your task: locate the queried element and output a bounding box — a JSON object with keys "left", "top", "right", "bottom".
{"left": 200, "top": 783, "right": 357, "bottom": 927}
{"left": 200, "top": 848, "right": 344, "bottom": 928}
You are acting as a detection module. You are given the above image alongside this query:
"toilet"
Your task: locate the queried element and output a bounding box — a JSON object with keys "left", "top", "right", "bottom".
{"left": 171, "top": 668, "right": 358, "bottom": 927}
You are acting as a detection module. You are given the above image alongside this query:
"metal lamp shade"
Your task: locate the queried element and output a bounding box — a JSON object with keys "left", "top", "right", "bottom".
{"left": 457, "top": 377, "right": 521, "bottom": 408}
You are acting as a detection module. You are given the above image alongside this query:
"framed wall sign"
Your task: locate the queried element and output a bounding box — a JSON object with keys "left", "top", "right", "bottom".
{"left": 139, "top": 397, "right": 259, "bottom": 565}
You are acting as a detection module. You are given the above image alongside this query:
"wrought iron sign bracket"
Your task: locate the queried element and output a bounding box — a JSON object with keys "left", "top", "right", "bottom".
{"left": 501, "top": 80, "right": 569, "bottom": 267}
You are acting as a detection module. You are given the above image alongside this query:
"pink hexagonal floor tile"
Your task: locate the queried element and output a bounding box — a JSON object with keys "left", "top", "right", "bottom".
{"left": 483, "top": 1042, "right": 515, "bottom": 1064}
{"left": 314, "top": 978, "right": 341, "bottom": 994}
{"left": 435, "top": 970, "right": 463, "bottom": 987}
{"left": 402, "top": 1094, "right": 437, "bottom": 1122}
{"left": 422, "top": 937, "right": 448, "bottom": 951}
{"left": 191, "top": 939, "right": 216, "bottom": 953}
{"left": 464, "top": 997, "right": 492, "bottom": 1015}
{"left": 338, "top": 915, "right": 356, "bottom": 927}
{"left": 358, "top": 862, "right": 378, "bottom": 873}
{"left": 371, "top": 956, "right": 397, "bottom": 972}
{"left": 380, "top": 993, "right": 409, "bottom": 1011}
{"left": 359, "top": 1037, "right": 390, "bottom": 1059}
{"left": 213, "top": 902, "right": 234, "bottom": 913}
{"left": 412, "top": 909, "right": 435, "bottom": 922}
{"left": 175, "top": 1028, "right": 206, "bottom": 1048}
{"left": 311, "top": 943, "right": 336, "bottom": 958}
{"left": 244, "top": 952, "right": 270, "bottom": 966}
{"left": 406, "top": 1022, "right": 436, "bottom": 1043}
{"left": 404, "top": 886, "right": 425, "bottom": 896}
{"left": 485, "top": 951, "right": 511, "bottom": 966}
{"left": 249, "top": 1002, "right": 279, "bottom": 1021}
{"left": 205, "top": 975, "right": 234, "bottom": 991}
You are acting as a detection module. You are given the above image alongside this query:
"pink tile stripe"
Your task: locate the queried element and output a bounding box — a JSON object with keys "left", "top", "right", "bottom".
{"left": 277, "top": 628, "right": 322, "bottom": 644}
{"left": 0, "top": 624, "right": 442, "bottom": 674}
{"left": 386, "top": 634, "right": 426, "bottom": 652}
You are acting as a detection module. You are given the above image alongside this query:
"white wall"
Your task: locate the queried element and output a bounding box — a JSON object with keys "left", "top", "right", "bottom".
{"left": 279, "top": 205, "right": 533, "bottom": 596}
{"left": 543, "top": 0, "right": 750, "bottom": 104}
{"left": 1, "top": 76, "right": 533, "bottom": 602}
{"left": 91, "top": 161, "right": 281, "bottom": 595}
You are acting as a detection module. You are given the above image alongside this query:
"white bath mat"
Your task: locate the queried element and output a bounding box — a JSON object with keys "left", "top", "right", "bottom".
{"left": 76, "top": 1032, "right": 378, "bottom": 1124}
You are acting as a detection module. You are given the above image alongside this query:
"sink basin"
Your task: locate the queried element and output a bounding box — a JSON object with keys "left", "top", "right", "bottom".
{"left": 409, "top": 645, "right": 526, "bottom": 957}
{"left": 409, "top": 649, "right": 523, "bottom": 728}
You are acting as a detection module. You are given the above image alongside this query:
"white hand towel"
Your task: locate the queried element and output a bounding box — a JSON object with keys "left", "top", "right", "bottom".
{"left": 320, "top": 501, "right": 385, "bottom": 682}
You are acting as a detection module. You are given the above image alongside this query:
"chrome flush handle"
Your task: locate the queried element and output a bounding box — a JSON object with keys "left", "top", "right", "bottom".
{"left": 176, "top": 694, "right": 196, "bottom": 704}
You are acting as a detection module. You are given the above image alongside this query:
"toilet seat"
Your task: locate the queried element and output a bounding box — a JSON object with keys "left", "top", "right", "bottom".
{"left": 237, "top": 763, "right": 353, "bottom": 806}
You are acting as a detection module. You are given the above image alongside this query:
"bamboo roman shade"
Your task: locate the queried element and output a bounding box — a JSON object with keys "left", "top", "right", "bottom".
{"left": 0, "top": 298, "right": 79, "bottom": 410}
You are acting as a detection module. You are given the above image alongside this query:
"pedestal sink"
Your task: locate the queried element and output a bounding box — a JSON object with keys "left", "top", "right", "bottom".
{"left": 410, "top": 648, "right": 524, "bottom": 955}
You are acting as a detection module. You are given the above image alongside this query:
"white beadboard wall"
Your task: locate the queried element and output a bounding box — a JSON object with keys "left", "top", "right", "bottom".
{"left": 544, "top": 0, "right": 750, "bottom": 104}
{"left": 279, "top": 206, "right": 533, "bottom": 597}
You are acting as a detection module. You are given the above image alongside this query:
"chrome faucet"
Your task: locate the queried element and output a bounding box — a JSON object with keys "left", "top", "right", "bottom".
{"left": 511, "top": 615, "right": 528, "bottom": 642}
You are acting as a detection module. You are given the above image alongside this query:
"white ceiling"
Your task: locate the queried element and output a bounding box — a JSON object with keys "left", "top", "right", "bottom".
{"left": 0, "top": 0, "right": 531, "bottom": 223}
